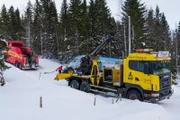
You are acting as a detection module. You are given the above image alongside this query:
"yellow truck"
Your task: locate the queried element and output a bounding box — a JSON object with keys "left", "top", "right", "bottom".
{"left": 55, "top": 36, "right": 173, "bottom": 102}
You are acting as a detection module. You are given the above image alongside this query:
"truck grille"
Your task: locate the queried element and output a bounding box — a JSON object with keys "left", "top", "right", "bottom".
{"left": 160, "top": 73, "right": 171, "bottom": 96}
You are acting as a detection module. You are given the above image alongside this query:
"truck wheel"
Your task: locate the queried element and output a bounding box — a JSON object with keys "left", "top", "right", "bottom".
{"left": 15, "top": 61, "right": 18, "bottom": 67}
{"left": 69, "top": 80, "right": 79, "bottom": 90}
{"left": 80, "top": 81, "right": 90, "bottom": 93}
{"left": 127, "top": 90, "right": 142, "bottom": 101}
{"left": 18, "top": 63, "right": 23, "bottom": 70}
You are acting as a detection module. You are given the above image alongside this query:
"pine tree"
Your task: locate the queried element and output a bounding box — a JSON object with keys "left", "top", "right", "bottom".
{"left": 153, "top": 5, "right": 163, "bottom": 51}
{"left": 171, "top": 30, "right": 178, "bottom": 74}
{"left": 147, "top": 6, "right": 171, "bottom": 51}
{"left": 0, "top": 5, "right": 9, "bottom": 39}
{"left": 94, "top": 0, "right": 111, "bottom": 36}
{"left": 177, "top": 22, "right": 180, "bottom": 60}
{"left": 48, "top": 1, "right": 58, "bottom": 57}
{"left": 79, "top": 0, "right": 89, "bottom": 55}
{"left": 108, "top": 18, "right": 121, "bottom": 57}
{"left": 88, "top": 0, "right": 112, "bottom": 56}
{"left": 88, "top": 0, "right": 97, "bottom": 52}
{"left": 25, "top": 1, "right": 33, "bottom": 47}
{"left": 14, "top": 8, "right": 24, "bottom": 40}
{"left": 68, "top": 0, "right": 82, "bottom": 56}
{"left": 32, "top": 0, "right": 43, "bottom": 55}
{"left": 114, "top": 21, "right": 127, "bottom": 58}
{"left": 8, "top": 6, "right": 16, "bottom": 39}
{"left": 122, "top": 0, "right": 146, "bottom": 50}
{"left": 6, "top": 6, "right": 23, "bottom": 40}
{"left": 146, "top": 8, "right": 156, "bottom": 49}
{"left": 1, "top": 0, "right": 174, "bottom": 61}
{"left": 0, "top": 40, "right": 9, "bottom": 71}
{"left": 39, "top": 0, "right": 58, "bottom": 58}
{"left": 39, "top": 0, "right": 50, "bottom": 56}
{"left": 160, "top": 13, "right": 170, "bottom": 51}
{"left": 59, "top": 0, "right": 69, "bottom": 60}
{"left": 173, "top": 22, "right": 180, "bottom": 73}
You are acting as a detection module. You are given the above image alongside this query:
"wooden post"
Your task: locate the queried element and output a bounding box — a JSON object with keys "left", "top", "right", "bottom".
{"left": 116, "top": 95, "right": 119, "bottom": 103}
{"left": 38, "top": 72, "right": 42, "bottom": 80}
{"left": 94, "top": 97, "right": 96, "bottom": 106}
{"left": 40, "top": 96, "right": 43, "bottom": 108}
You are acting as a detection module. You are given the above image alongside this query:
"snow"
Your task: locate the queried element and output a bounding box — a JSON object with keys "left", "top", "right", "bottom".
{"left": 0, "top": 58, "right": 180, "bottom": 120}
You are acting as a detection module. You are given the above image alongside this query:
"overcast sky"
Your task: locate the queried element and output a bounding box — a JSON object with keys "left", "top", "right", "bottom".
{"left": 0, "top": 0, "right": 179, "bottom": 29}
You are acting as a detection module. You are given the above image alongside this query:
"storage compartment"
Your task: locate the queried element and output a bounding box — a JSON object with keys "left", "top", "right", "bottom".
{"left": 104, "top": 69, "right": 113, "bottom": 82}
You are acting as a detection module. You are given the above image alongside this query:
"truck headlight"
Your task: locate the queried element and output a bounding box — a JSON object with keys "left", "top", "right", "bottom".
{"left": 151, "top": 93, "right": 159, "bottom": 97}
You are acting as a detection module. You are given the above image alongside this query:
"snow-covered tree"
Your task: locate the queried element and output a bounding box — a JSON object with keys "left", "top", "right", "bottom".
{"left": 0, "top": 5, "right": 9, "bottom": 39}
{"left": 0, "top": 40, "right": 9, "bottom": 71}
{"left": 32, "top": 0, "right": 43, "bottom": 55}
{"left": 122, "top": 0, "right": 147, "bottom": 50}
{"left": 25, "top": 1, "right": 33, "bottom": 48}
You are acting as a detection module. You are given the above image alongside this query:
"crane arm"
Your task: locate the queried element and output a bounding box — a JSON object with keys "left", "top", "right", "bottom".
{"left": 90, "top": 35, "right": 114, "bottom": 56}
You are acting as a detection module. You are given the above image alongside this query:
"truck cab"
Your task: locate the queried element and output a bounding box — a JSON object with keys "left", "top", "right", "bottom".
{"left": 123, "top": 49, "right": 173, "bottom": 101}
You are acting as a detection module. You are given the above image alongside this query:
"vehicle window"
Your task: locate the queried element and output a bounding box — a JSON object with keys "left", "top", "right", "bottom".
{"left": 138, "top": 62, "right": 144, "bottom": 72}
{"left": 129, "top": 61, "right": 138, "bottom": 71}
{"left": 129, "top": 61, "right": 145, "bottom": 72}
{"left": 151, "top": 61, "right": 170, "bottom": 75}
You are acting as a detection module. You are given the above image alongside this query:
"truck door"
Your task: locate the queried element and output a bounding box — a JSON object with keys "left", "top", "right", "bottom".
{"left": 127, "top": 61, "right": 152, "bottom": 91}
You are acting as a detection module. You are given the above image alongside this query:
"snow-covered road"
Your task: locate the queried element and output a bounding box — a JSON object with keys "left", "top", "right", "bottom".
{"left": 0, "top": 59, "right": 179, "bottom": 120}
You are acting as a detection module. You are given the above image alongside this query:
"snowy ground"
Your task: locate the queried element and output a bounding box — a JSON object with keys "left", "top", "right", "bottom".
{"left": 0, "top": 59, "right": 180, "bottom": 120}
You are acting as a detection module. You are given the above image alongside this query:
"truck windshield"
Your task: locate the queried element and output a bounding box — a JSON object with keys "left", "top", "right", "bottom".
{"left": 151, "top": 61, "right": 170, "bottom": 75}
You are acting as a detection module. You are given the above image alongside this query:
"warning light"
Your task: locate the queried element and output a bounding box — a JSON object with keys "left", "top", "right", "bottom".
{"left": 136, "top": 49, "right": 153, "bottom": 52}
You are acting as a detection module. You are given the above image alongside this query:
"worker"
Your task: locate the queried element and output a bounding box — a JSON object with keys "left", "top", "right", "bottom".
{"left": 56, "top": 66, "right": 63, "bottom": 73}
{"left": 78, "top": 55, "right": 92, "bottom": 75}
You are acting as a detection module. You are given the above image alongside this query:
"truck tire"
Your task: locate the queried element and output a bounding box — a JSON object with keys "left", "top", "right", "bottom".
{"left": 18, "top": 63, "right": 23, "bottom": 70}
{"left": 69, "top": 80, "right": 79, "bottom": 90}
{"left": 127, "top": 90, "right": 142, "bottom": 101}
{"left": 80, "top": 81, "right": 90, "bottom": 93}
{"left": 15, "top": 61, "right": 19, "bottom": 68}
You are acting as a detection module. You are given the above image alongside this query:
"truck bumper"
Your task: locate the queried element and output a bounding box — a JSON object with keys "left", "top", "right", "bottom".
{"left": 23, "top": 63, "right": 39, "bottom": 70}
{"left": 144, "top": 88, "right": 173, "bottom": 102}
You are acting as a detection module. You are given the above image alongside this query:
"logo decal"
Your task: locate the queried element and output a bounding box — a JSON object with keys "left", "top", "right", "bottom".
{"left": 128, "top": 72, "right": 133, "bottom": 80}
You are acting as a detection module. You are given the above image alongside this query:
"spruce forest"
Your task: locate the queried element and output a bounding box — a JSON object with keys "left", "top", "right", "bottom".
{"left": 0, "top": 0, "right": 179, "bottom": 73}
